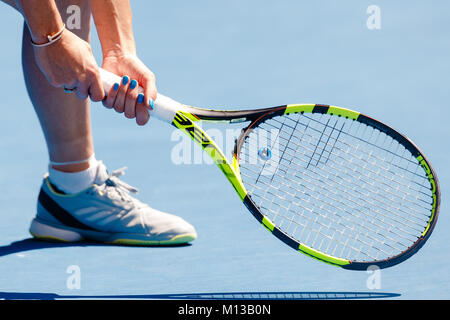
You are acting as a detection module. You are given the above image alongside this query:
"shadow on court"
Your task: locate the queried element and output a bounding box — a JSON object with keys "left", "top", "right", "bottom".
{"left": 0, "top": 238, "right": 190, "bottom": 257}
{"left": 0, "top": 240, "right": 401, "bottom": 300}
{"left": 0, "top": 291, "right": 401, "bottom": 300}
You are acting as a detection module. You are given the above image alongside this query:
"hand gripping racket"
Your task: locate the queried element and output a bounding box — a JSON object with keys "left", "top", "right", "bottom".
{"left": 100, "top": 68, "right": 440, "bottom": 270}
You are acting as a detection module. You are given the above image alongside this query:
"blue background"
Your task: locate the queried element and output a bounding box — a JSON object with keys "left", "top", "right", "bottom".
{"left": 0, "top": 0, "right": 448, "bottom": 299}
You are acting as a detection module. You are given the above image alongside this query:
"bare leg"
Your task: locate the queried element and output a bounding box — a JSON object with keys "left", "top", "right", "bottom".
{"left": 21, "top": 0, "right": 94, "bottom": 173}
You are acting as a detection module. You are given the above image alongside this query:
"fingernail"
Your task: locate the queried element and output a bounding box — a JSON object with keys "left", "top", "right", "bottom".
{"left": 137, "top": 93, "right": 144, "bottom": 104}
{"left": 149, "top": 99, "right": 154, "bottom": 110}
{"left": 129, "top": 79, "right": 137, "bottom": 90}
{"left": 122, "top": 76, "right": 129, "bottom": 85}
{"left": 113, "top": 83, "right": 119, "bottom": 91}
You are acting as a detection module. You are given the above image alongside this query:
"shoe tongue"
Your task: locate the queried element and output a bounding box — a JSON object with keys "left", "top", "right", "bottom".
{"left": 93, "top": 161, "right": 109, "bottom": 186}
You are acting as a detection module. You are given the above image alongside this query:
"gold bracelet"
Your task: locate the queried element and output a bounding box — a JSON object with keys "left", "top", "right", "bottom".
{"left": 31, "top": 23, "right": 66, "bottom": 48}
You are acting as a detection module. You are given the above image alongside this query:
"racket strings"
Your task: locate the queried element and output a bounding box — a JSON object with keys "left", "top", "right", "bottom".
{"left": 273, "top": 114, "right": 424, "bottom": 178}
{"left": 268, "top": 114, "right": 432, "bottom": 252}
{"left": 259, "top": 187, "right": 399, "bottom": 260}
{"left": 247, "top": 158, "right": 426, "bottom": 240}
{"left": 244, "top": 122, "right": 430, "bottom": 218}
{"left": 245, "top": 159, "right": 413, "bottom": 260}
{"left": 274, "top": 132, "right": 430, "bottom": 221}
{"left": 244, "top": 149, "right": 409, "bottom": 261}
{"left": 270, "top": 114, "right": 431, "bottom": 258}
{"left": 273, "top": 114, "right": 427, "bottom": 185}
{"left": 255, "top": 115, "right": 431, "bottom": 213}
{"left": 238, "top": 112, "right": 434, "bottom": 262}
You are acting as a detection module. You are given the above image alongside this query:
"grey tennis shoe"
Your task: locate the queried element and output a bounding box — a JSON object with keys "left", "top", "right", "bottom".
{"left": 29, "top": 161, "right": 197, "bottom": 245}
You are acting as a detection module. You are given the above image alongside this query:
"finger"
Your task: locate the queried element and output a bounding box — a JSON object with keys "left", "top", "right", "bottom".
{"left": 135, "top": 100, "right": 150, "bottom": 126}
{"left": 124, "top": 79, "right": 139, "bottom": 119}
{"left": 75, "top": 82, "right": 89, "bottom": 100}
{"left": 113, "top": 75, "right": 130, "bottom": 113}
{"left": 88, "top": 69, "right": 105, "bottom": 102}
{"left": 141, "top": 72, "right": 157, "bottom": 109}
{"left": 102, "top": 82, "right": 120, "bottom": 109}
{"left": 62, "top": 80, "right": 77, "bottom": 93}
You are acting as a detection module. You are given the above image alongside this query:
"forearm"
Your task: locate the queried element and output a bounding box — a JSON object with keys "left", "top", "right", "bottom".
{"left": 90, "top": 0, "right": 136, "bottom": 57}
{"left": 15, "top": 0, "right": 64, "bottom": 45}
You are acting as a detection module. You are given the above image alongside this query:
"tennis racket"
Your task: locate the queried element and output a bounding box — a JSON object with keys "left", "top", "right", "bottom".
{"left": 100, "top": 68, "right": 440, "bottom": 270}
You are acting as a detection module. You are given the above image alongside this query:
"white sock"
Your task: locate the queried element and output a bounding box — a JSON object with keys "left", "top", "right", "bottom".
{"left": 48, "top": 156, "right": 100, "bottom": 194}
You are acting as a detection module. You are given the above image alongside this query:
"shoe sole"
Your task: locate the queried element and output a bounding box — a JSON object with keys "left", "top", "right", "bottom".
{"left": 29, "top": 219, "right": 197, "bottom": 246}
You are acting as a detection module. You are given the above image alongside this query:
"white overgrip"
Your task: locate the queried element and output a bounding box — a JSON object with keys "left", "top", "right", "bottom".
{"left": 99, "top": 68, "right": 180, "bottom": 123}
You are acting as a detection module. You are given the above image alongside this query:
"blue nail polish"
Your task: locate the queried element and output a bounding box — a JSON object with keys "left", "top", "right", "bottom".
{"left": 130, "top": 79, "right": 137, "bottom": 90}
{"left": 149, "top": 99, "right": 154, "bottom": 110}
{"left": 137, "top": 93, "right": 144, "bottom": 104}
{"left": 122, "top": 76, "right": 129, "bottom": 85}
{"left": 113, "top": 83, "right": 119, "bottom": 91}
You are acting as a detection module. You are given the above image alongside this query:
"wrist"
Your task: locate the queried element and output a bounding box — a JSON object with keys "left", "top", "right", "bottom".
{"left": 31, "top": 23, "right": 66, "bottom": 47}
{"left": 102, "top": 47, "right": 137, "bottom": 61}
{"left": 30, "top": 19, "right": 64, "bottom": 45}
{"left": 17, "top": 0, "right": 65, "bottom": 45}
{"left": 100, "top": 32, "right": 136, "bottom": 57}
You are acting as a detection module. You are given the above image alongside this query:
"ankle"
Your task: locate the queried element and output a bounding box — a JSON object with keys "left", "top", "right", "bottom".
{"left": 48, "top": 155, "right": 100, "bottom": 194}
{"left": 49, "top": 154, "right": 96, "bottom": 173}
{"left": 51, "top": 162, "right": 90, "bottom": 173}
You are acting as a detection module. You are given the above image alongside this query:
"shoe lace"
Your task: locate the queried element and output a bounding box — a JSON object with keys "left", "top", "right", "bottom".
{"left": 98, "top": 167, "right": 140, "bottom": 203}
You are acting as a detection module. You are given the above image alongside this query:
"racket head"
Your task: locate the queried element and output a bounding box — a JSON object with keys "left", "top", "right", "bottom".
{"left": 233, "top": 104, "right": 439, "bottom": 270}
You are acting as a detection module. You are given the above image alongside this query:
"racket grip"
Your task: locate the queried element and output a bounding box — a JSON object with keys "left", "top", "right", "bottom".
{"left": 99, "top": 68, "right": 180, "bottom": 123}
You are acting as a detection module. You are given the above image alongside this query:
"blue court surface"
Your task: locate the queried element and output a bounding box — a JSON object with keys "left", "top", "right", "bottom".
{"left": 0, "top": 1, "right": 448, "bottom": 300}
